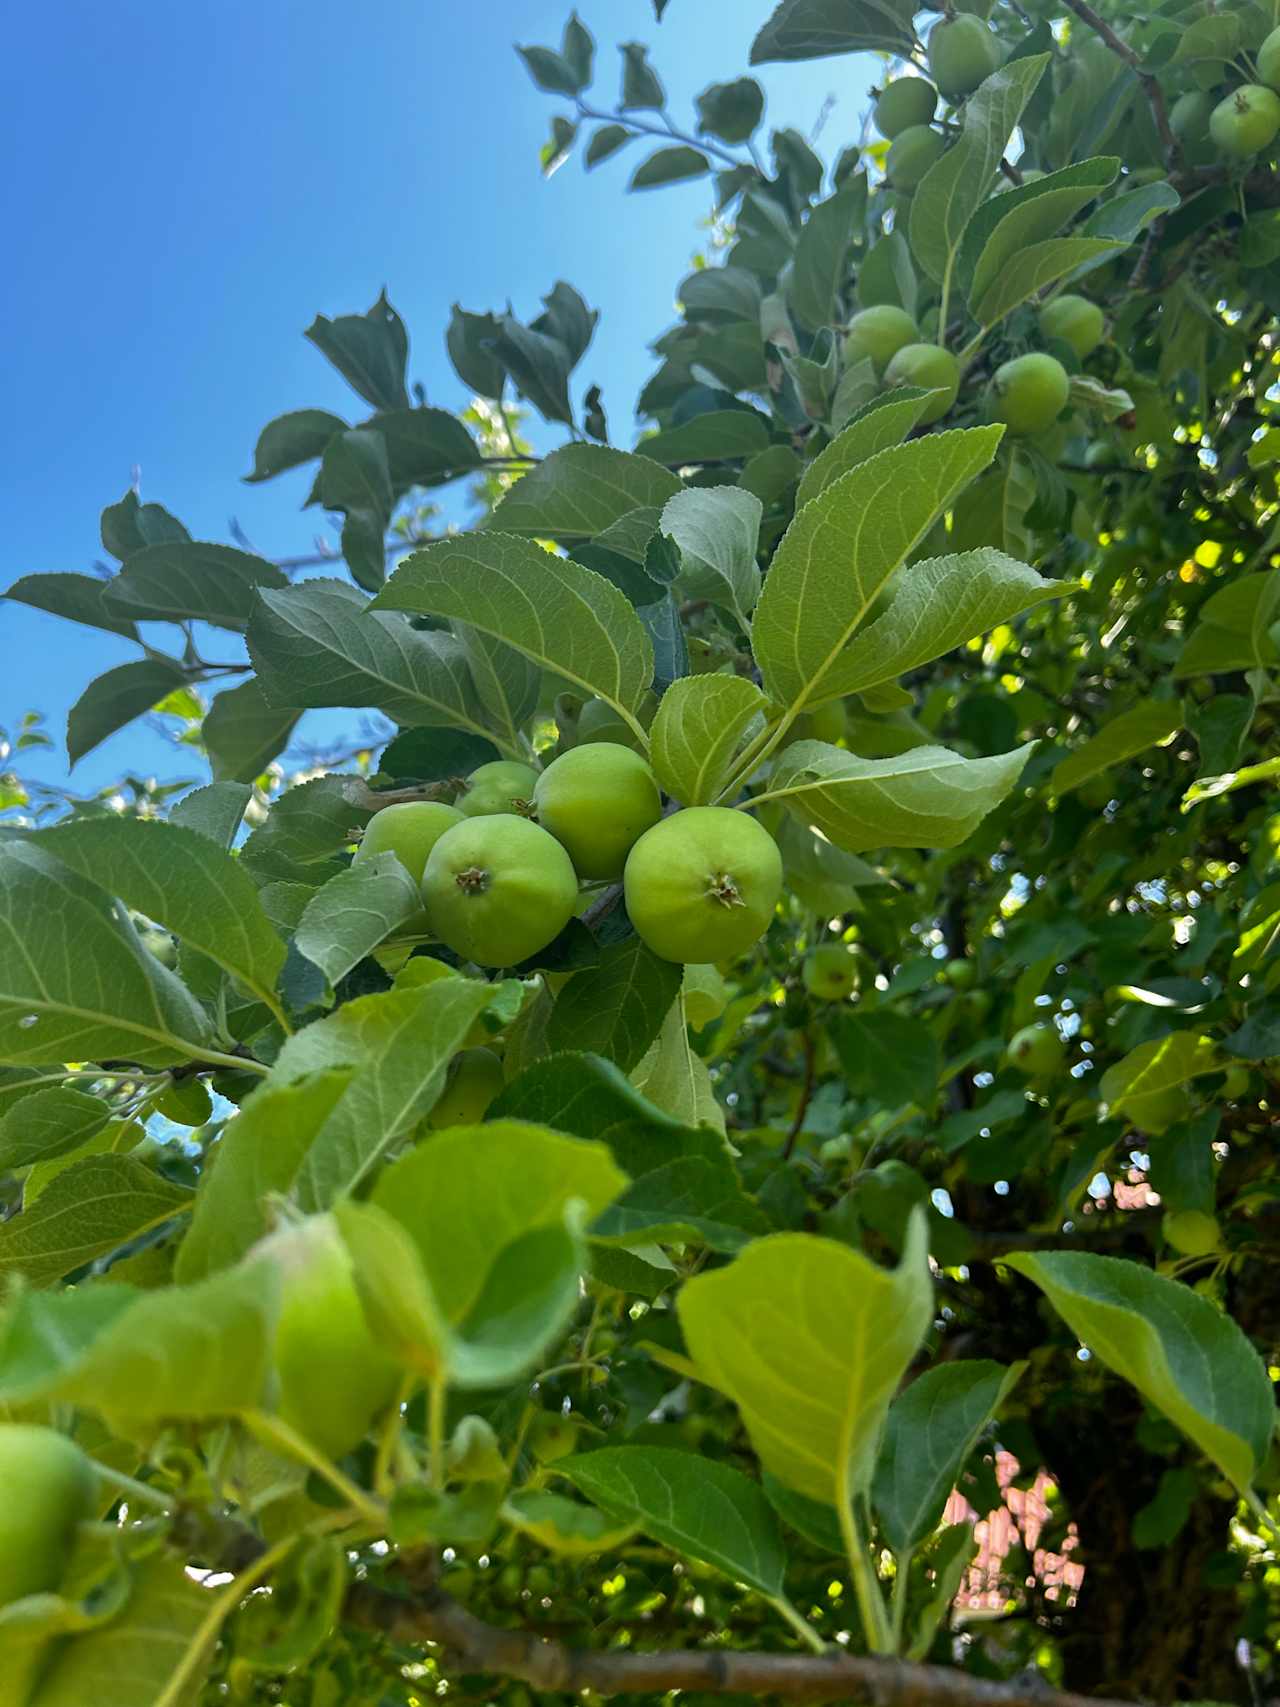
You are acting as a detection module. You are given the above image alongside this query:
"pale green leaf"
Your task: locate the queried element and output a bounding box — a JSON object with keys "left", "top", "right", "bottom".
{"left": 175, "top": 1072, "right": 353, "bottom": 1282}
{"left": 832, "top": 550, "right": 1069, "bottom": 697}
{"left": 974, "top": 237, "right": 1124, "bottom": 329}
{"left": 373, "top": 533, "right": 655, "bottom": 728}
{"left": 631, "top": 999, "right": 725, "bottom": 1133}
{"left": 503, "top": 1489, "right": 638, "bottom": 1556}
{"left": 0, "top": 1155, "right": 191, "bottom": 1288}
{"left": 1006, "top": 1251, "right": 1274, "bottom": 1493}
{"left": 31, "top": 817, "right": 286, "bottom": 1019}
{"left": 909, "top": 55, "right": 1049, "bottom": 284}
{"left": 955, "top": 157, "right": 1120, "bottom": 303}
{"left": 370, "top": 1120, "right": 626, "bottom": 1323}
{"left": 271, "top": 980, "right": 499, "bottom": 1206}
{"left": 0, "top": 841, "right": 216, "bottom": 1068}
{"left": 0, "top": 1087, "right": 113, "bottom": 1172}
{"left": 650, "top": 675, "right": 767, "bottom": 807}
{"left": 559, "top": 1447, "right": 788, "bottom": 1595}
{"left": 485, "top": 444, "right": 681, "bottom": 540}
{"left": 678, "top": 1214, "right": 932, "bottom": 1503}
{"left": 336, "top": 1198, "right": 450, "bottom": 1382}
{"left": 796, "top": 389, "right": 940, "bottom": 510}
{"left": 1099, "top": 1032, "right": 1219, "bottom": 1133}
{"left": 659, "top": 485, "right": 762, "bottom": 627}
{"left": 293, "top": 853, "right": 423, "bottom": 988}
{"left": 1183, "top": 754, "right": 1280, "bottom": 811}
{"left": 759, "top": 739, "right": 1034, "bottom": 852}
{"left": 751, "top": 428, "right": 1003, "bottom": 712}
{"left": 1052, "top": 700, "right": 1182, "bottom": 796}
{"left": 247, "top": 583, "right": 496, "bottom": 738}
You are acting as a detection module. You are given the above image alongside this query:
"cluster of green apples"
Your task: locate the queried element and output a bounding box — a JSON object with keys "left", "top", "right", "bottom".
{"left": 355, "top": 744, "right": 783, "bottom": 974}
{"left": 1172, "top": 27, "right": 1280, "bottom": 161}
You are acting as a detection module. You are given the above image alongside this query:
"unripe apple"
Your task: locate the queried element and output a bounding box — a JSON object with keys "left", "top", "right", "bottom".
{"left": 1038, "top": 295, "right": 1105, "bottom": 359}
{"left": 873, "top": 76, "right": 939, "bottom": 138}
{"left": 1209, "top": 84, "right": 1280, "bottom": 158}
{"left": 427, "top": 1047, "right": 505, "bottom": 1128}
{"left": 943, "top": 957, "right": 976, "bottom": 991}
{"left": 844, "top": 305, "right": 919, "bottom": 372}
{"left": 1005, "top": 1022, "right": 1064, "bottom": 1077}
{"left": 989, "top": 353, "right": 1070, "bottom": 435}
{"left": 886, "top": 124, "right": 947, "bottom": 190}
{"left": 927, "top": 14, "right": 1003, "bottom": 99}
{"left": 0, "top": 1426, "right": 95, "bottom": 1608}
{"left": 1170, "top": 89, "right": 1217, "bottom": 165}
{"left": 882, "top": 343, "right": 960, "bottom": 422}
{"left": 802, "top": 943, "right": 860, "bottom": 1001}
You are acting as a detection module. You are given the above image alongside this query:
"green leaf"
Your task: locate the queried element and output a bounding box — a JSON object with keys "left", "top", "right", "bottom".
{"left": 1072, "top": 182, "right": 1180, "bottom": 278}
{"left": 504, "top": 1489, "right": 637, "bottom": 1556}
{"left": 67, "top": 658, "right": 190, "bottom": 766}
{"left": 651, "top": 674, "right": 767, "bottom": 806}
{"left": 547, "top": 940, "right": 683, "bottom": 1073}
{"left": 337, "top": 1197, "right": 450, "bottom": 1380}
{"left": 1005, "top": 1251, "right": 1274, "bottom": 1494}
{"left": 484, "top": 448, "right": 672, "bottom": 542}
{"left": 203, "top": 676, "right": 300, "bottom": 784}
{"left": 751, "top": 428, "right": 1003, "bottom": 712}
{"left": 1099, "top": 1032, "right": 1219, "bottom": 1134}
{"left": 32, "top": 817, "right": 287, "bottom": 1021}
{"left": 678, "top": 1214, "right": 932, "bottom": 1504}
{"left": 304, "top": 290, "right": 410, "bottom": 411}
{"left": 317, "top": 427, "right": 392, "bottom": 515}
{"left": 453, "top": 624, "right": 542, "bottom": 748}
{"left": 1174, "top": 573, "right": 1280, "bottom": 677}
{"left": 659, "top": 485, "right": 762, "bottom": 625}
{"left": 762, "top": 1473, "right": 845, "bottom": 1553}
{"left": 171, "top": 782, "right": 252, "bottom": 847}
{"left": 516, "top": 43, "right": 583, "bottom": 95}
{"left": 100, "top": 489, "right": 190, "bottom": 559}
{"left": 175, "top": 1071, "right": 353, "bottom": 1282}
{"left": 632, "top": 998, "right": 725, "bottom": 1133}
{"left": 369, "top": 406, "right": 483, "bottom": 490}
{"left": 872, "top": 1360, "right": 1025, "bottom": 1553}
{"left": 558, "top": 1447, "right": 788, "bottom": 1595}
{"left": 245, "top": 409, "right": 346, "bottom": 482}
{"left": 5, "top": 573, "right": 141, "bottom": 641}
{"left": 271, "top": 979, "right": 498, "bottom": 1205}
{"left": 0, "top": 1155, "right": 192, "bottom": 1288}
{"left": 642, "top": 411, "right": 770, "bottom": 464}
{"left": 586, "top": 124, "right": 632, "bottom": 168}
{"left": 834, "top": 1010, "right": 939, "bottom": 1111}
{"left": 446, "top": 305, "right": 506, "bottom": 398}
{"left": 833, "top": 550, "right": 1070, "bottom": 697}
{"left": 247, "top": 583, "right": 495, "bottom": 738}
{"left": 909, "top": 55, "right": 1049, "bottom": 285}
{"left": 796, "top": 390, "right": 940, "bottom": 510}
{"left": 239, "top": 775, "right": 371, "bottom": 885}
{"left": 103, "top": 542, "right": 288, "bottom": 631}
{"left": 373, "top": 534, "right": 655, "bottom": 729}
{"left": 1052, "top": 699, "right": 1182, "bottom": 796}
{"left": 0, "top": 840, "right": 215, "bottom": 1068}
{"left": 629, "top": 146, "right": 711, "bottom": 190}
{"left": 620, "top": 40, "right": 665, "bottom": 108}
{"left": 974, "top": 237, "right": 1125, "bottom": 329}
{"left": 31, "top": 1555, "right": 217, "bottom": 1707}
{"left": 790, "top": 186, "right": 863, "bottom": 331}
{"left": 696, "top": 76, "right": 765, "bottom": 143}
{"left": 751, "top": 0, "right": 917, "bottom": 61}
{"left": 960, "top": 157, "right": 1121, "bottom": 306}
{"left": 1184, "top": 753, "right": 1280, "bottom": 812}
{"left": 759, "top": 739, "right": 1035, "bottom": 853}
{"left": 0, "top": 1087, "right": 113, "bottom": 1172}
{"left": 294, "top": 853, "right": 423, "bottom": 988}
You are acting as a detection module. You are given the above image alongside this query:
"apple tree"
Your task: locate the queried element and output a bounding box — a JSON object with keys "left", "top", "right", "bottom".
{"left": 2, "top": 1, "right": 1280, "bottom": 1702}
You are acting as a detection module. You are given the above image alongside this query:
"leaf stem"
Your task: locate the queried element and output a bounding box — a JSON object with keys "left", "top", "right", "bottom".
{"left": 890, "top": 1547, "right": 913, "bottom": 1652}
{"left": 92, "top": 1462, "right": 173, "bottom": 1513}
{"left": 837, "top": 1473, "right": 893, "bottom": 1654}
{"left": 428, "top": 1377, "right": 448, "bottom": 1492}
{"left": 770, "top": 1593, "right": 828, "bottom": 1655}
{"left": 242, "top": 1412, "right": 385, "bottom": 1527}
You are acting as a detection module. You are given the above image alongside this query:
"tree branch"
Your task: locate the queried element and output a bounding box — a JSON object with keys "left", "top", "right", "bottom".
{"left": 347, "top": 1574, "right": 1133, "bottom": 1707}
{"left": 1058, "top": 0, "right": 1178, "bottom": 169}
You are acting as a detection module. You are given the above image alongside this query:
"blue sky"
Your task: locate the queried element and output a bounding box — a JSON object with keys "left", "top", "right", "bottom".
{"left": 2, "top": 2, "right": 873, "bottom": 796}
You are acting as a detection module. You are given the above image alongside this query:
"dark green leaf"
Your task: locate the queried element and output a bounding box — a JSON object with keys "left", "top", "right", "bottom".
{"left": 67, "top": 658, "right": 190, "bottom": 765}
{"left": 244, "top": 409, "right": 346, "bottom": 483}
{"left": 104, "top": 542, "right": 288, "bottom": 632}
{"left": 4, "top": 573, "right": 141, "bottom": 641}
{"left": 304, "top": 290, "right": 411, "bottom": 411}
{"left": 203, "top": 675, "right": 300, "bottom": 783}
{"left": 630, "top": 146, "right": 711, "bottom": 191}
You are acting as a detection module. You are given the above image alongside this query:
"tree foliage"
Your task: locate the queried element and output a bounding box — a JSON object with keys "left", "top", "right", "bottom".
{"left": 2, "top": 1, "right": 1280, "bottom": 1702}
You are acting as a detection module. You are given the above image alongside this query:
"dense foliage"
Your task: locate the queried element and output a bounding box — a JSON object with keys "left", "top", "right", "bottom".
{"left": 3, "top": 1, "right": 1280, "bottom": 1702}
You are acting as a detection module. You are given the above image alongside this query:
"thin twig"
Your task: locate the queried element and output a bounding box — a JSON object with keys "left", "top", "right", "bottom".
{"left": 573, "top": 99, "right": 751, "bottom": 173}
{"left": 1059, "top": 0, "right": 1179, "bottom": 168}
{"left": 783, "top": 1029, "right": 817, "bottom": 1161}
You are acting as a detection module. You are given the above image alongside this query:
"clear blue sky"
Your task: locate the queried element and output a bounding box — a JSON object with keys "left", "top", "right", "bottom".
{"left": 2, "top": 1, "right": 872, "bottom": 796}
